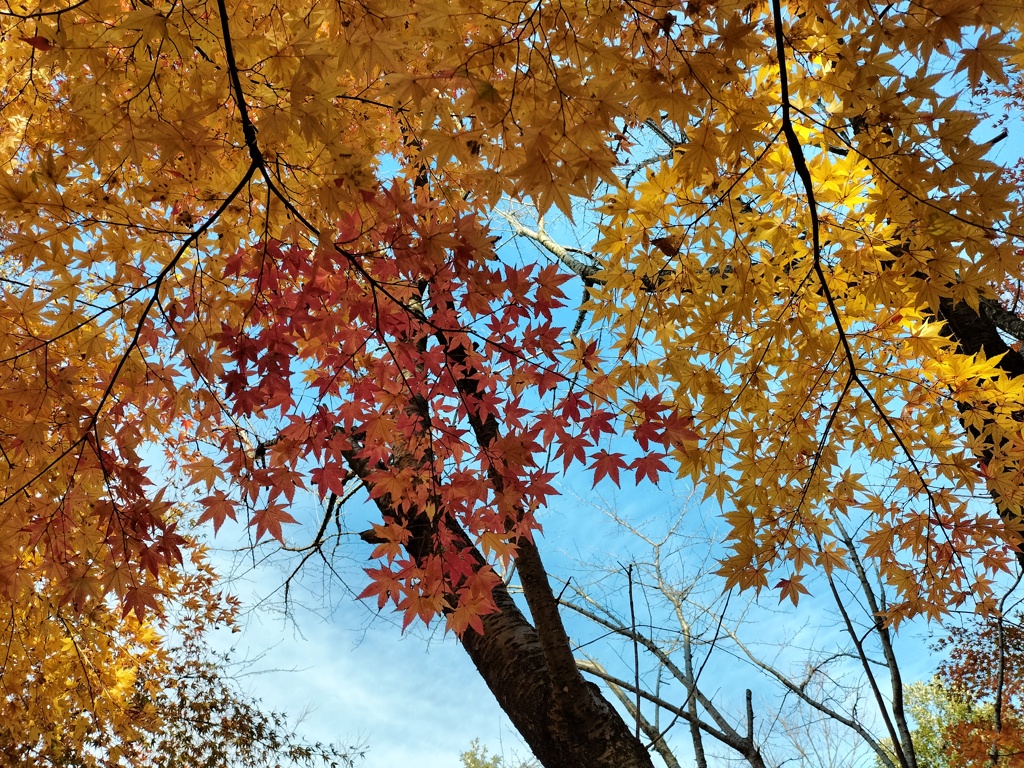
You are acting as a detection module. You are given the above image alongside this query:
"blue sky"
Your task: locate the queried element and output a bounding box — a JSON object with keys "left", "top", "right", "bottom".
{"left": 207, "top": 531, "right": 530, "bottom": 768}
{"left": 214, "top": 602, "right": 528, "bottom": 767}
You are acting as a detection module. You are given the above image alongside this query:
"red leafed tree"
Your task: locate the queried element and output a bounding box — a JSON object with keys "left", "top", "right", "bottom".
{"left": 935, "top": 615, "right": 1024, "bottom": 766}
{"left": 206, "top": 195, "right": 664, "bottom": 766}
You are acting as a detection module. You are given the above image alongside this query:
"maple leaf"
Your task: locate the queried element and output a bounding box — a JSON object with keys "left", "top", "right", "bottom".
{"left": 564, "top": 337, "right": 600, "bottom": 372}
{"left": 367, "top": 522, "right": 411, "bottom": 562}
{"left": 589, "top": 450, "right": 629, "bottom": 487}
{"left": 185, "top": 456, "right": 225, "bottom": 490}
{"left": 629, "top": 453, "right": 670, "bottom": 485}
{"left": 555, "top": 430, "right": 592, "bottom": 472}
{"left": 632, "top": 419, "right": 663, "bottom": 452}
{"left": 775, "top": 575, "right": 810, "bottom": 606}
{"left": 311, "top": 460, "right": 350, "bottom": 497}
{"left": 20, "top": 35, "right": 52, "bottom": 51}
{"left": 62, "top": 573, "right": 104, "bottom": 613}
{"left": 581, "top": 409, "right": 617, "bottom": 441}
{"left": 122, "top": 584, "right": 163, "bottom": 620}
{"left": 358, "top": 567, "right": 406, "bottom": 610}
{"left": 659, "top": 410, "right": 700, "bottom": 448}
{"left": 955, "top": 33, "right": 1017, "bottom": 89}
{"left": 248, "top": 504, "right": 298, "bottom": 544}
{"left": 198, "top": 491, "right": 239, "bottom": 533}
{"left": 814, "top": 543, "right": 850, "bottom": 576}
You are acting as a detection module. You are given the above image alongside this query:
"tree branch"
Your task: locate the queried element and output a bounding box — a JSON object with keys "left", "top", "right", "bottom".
{"left": 577, "top": 662, "right": 768, "bottom": 768}
{"left": 495, "top": 211, "right": 600, "bottom": 279}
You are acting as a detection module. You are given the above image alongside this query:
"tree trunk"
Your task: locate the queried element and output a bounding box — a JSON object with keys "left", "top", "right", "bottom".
{"left": 938, "top": 296, "right": 1024, "bottom": 560}
{"left": 460, "top": 549, "right": 656, "bottom": 768}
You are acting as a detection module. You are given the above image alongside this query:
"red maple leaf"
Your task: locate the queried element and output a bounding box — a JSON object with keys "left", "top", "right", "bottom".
{"left": 629, "top": 453, "right": 670, "bottom": 485}
{"left": 249, "top": 503, "right": 298, "bottom": 543}
{"left": 590, "top": 450, "right": 629, "bottom": 487}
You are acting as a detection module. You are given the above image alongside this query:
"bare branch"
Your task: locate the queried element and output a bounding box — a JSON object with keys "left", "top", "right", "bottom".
{"left": 494, "top": 210, "right": 600, "bottom": 279}
{"left": 981, "top": 296, "right": 1024, "bottom": 344}
{"left": 721, "top": 623, "right": 900, "bottom": 768}
{"left": 577, "top": 661, "right": 768, "bottom": 768}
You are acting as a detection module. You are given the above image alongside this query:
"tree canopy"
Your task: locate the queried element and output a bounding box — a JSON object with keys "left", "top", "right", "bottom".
{"left": 2, "top": 0, "right": 1024, "bottom": 764}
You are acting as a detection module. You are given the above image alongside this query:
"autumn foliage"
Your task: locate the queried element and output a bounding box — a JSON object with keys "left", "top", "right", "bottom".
{"left": 0, "top": 539, "right": 353, "bottom": 767}
{"left": 2, "top": 0, "right": 1024, "bottom": 761}
{"left": 931, "top": 616, "right": 1024, "bottom": 767}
